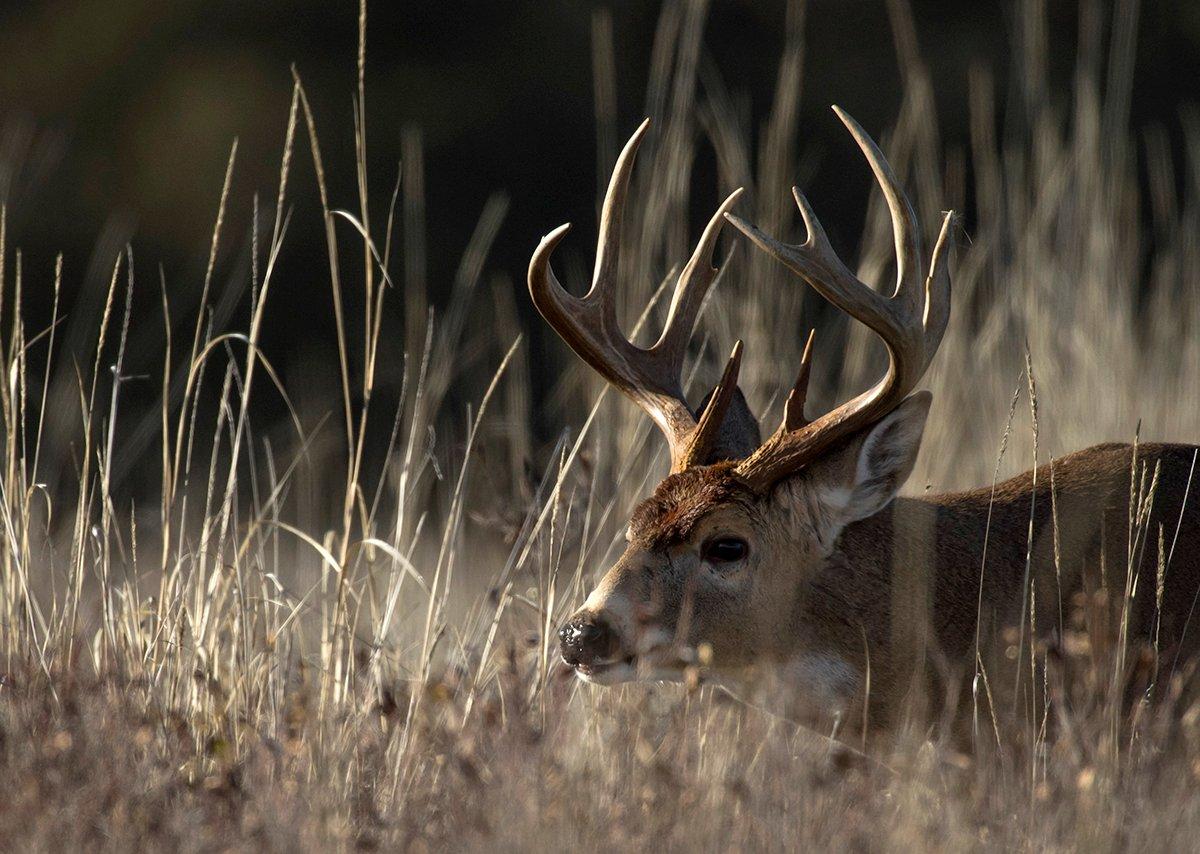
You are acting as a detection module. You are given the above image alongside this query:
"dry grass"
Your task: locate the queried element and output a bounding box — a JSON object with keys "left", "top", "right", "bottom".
{"left": 2, "top": 0, "right": 1200, "bottom": 850}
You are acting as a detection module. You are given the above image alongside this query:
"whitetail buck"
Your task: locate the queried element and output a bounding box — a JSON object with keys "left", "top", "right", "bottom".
{"left": 529, "top": 108, "right": 1200, "bottom": 735}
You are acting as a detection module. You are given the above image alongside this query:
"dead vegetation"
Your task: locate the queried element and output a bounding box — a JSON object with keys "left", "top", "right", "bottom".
{"left": 2, "top": 0, "right": 1199, "bottom": 850}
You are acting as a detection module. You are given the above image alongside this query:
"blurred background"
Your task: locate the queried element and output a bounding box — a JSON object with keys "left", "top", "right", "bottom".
{"left": 1, "top": 0, "right": 1199, "bottom": 503}
{"left": 3, "top": 2, "right": 1198, "bottom": 334}
{"left": 0, "top": 0, "right": 1195, "bottom": 290}
{"left": 6, "top": 5, "right": 1200, "bottom": 846}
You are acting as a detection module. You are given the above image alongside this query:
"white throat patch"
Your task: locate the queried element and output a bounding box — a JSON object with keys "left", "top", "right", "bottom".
{"left": 786, "top": 651, "right": 861, "bottom": 714}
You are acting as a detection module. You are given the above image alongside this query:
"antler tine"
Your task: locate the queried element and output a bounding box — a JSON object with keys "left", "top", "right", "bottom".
{"left": 591, "top": 118, "right": 651, "bottom": 324}
{"left": 781, "top": 329, "right": 815, "bottom": 432}
{"left": 654, "top": 187, "right": 744, "bottom": 370}
{"left": 790, "top": 186, "right": 829, "bottom": 250}
{"left": 725, "top": 195, "right": 903, "bottom": 345}
{"left": 921, "top": 211, "right": 955, "bottom": 363}
{"left": 529, "top": 119, "right": 749, "bottom": 472}
{"left": 678, "top": 340, "right": 743, "bottom": 471}
{"left": 722, "top": 107, "right": 953, "bottom": 494}
{"left": 530, "top": 119, "right": 652, "bottom": 347}
{"left": 528, "top": 222, "right": 585, "bottom": 329}
{"left": 831, "top": 105, "right": 923, "bottom": 310}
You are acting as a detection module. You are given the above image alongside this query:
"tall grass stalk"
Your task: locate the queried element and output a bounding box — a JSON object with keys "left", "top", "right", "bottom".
{"left": 1, "top": 0, "right": 1200, "bottom": 849}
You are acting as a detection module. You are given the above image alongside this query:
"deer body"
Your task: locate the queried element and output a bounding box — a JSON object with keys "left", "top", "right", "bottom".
{"left": 793, "top": 441, "right": 1200, "bottom": 727}
{"left": 528, "top": 109, "right": 1200, "bottom": 734}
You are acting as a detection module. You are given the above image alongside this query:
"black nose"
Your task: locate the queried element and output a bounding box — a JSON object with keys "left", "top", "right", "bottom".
{"left": 558, "top": 615, "right": 618, "bottom": 667}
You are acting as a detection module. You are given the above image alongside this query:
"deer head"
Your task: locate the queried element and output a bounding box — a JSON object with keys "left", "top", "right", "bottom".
{"left": 529, "top": 108, "right": 953, "bottom": 711}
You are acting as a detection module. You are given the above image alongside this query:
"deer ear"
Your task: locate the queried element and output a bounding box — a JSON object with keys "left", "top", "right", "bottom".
{"left": 839, "top": 391, "right": 930, "bottom": 523}
{"left": 692, "top": 385, "right": 761, "bottom": 464}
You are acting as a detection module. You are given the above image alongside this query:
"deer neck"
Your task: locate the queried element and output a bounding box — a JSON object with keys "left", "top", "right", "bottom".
{"left": 813, "top": 491, "right": 1031, "bottom": 688}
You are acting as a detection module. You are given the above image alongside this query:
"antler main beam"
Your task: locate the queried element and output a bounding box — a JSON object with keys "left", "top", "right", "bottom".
{"left": 725, "top": 106, "right": 954, "bottom": 494}
{"left": 528, "top": 119, "right": 745, "bottom": 472}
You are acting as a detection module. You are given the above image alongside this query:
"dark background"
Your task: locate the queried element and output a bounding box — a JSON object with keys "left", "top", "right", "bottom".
{"left": 1, "top": 0, "right": 1198, "bottom": 446}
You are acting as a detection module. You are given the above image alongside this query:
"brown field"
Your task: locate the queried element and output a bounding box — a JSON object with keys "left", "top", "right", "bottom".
{"left": 3, "top": 1, "right": 1200, "bottom": 850}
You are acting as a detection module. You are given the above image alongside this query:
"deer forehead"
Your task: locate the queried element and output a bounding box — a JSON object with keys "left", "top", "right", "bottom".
{"left": 626, "top": 464, "right": 760, "bottom": 549}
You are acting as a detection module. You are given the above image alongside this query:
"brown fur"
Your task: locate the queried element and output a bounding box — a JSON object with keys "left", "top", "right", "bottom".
{"left": 815, "top": 442, "right": 1200, "bottom": 728}
{"left": 627, "top": 462, "right": 756, "bottom": 549}
{"left": 574, "top": 438, "right": 1200, "bottom": 737}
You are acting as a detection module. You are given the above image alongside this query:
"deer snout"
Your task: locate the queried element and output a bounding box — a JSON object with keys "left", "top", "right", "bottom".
{"left": 558, "top": 613, "right": 620, "bottom": 667}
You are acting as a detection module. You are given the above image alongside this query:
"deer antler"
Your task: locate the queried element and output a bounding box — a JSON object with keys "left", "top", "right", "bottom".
{"left": 725, "top": 106, "right": 953, "bottom": 494}
{"left": 528, "top": 119, "right": 745, "bottom": 473}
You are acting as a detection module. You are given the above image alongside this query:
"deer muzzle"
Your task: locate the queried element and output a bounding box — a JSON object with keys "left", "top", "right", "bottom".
{"left": 558, "top": 612, "right": 624, "bottom": 672}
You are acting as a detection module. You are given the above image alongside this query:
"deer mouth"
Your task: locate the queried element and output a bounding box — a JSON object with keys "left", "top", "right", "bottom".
{"left": 567, "top": 645, "right": 696, "bottom": 685}
{"left": 567, "top": 654, "right": 638, "bottom": 684}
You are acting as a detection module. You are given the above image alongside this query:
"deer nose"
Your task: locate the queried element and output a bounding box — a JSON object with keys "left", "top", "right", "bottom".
{"left": 558, "top": 615, "right": 619, "bottom": 667}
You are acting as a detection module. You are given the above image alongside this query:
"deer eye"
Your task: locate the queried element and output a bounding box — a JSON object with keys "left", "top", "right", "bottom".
{"left": 702, "top": 536, "right": 749, "bottom": 563}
